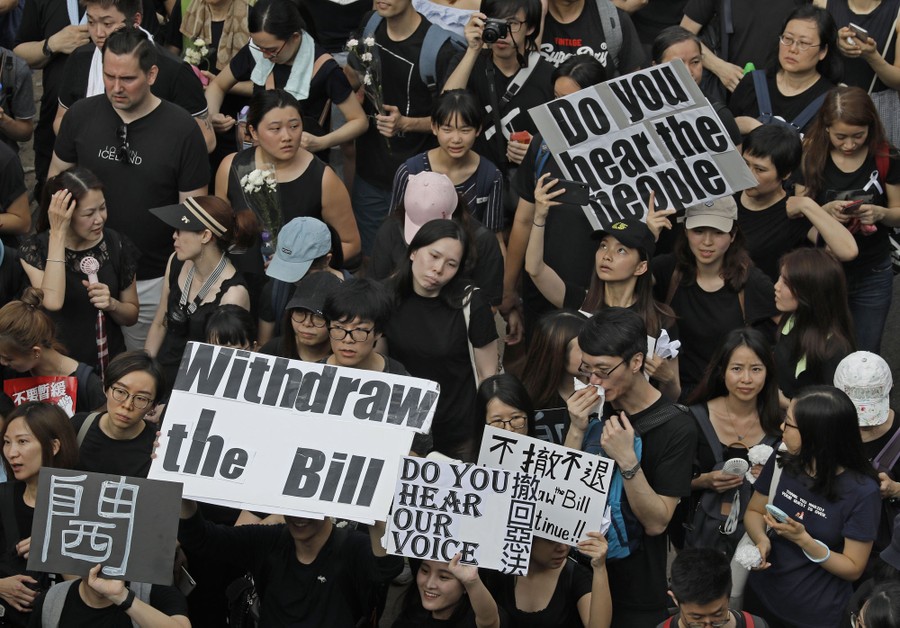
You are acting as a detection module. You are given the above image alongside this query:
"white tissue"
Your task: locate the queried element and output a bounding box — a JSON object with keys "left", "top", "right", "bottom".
{"left": 745, "top": 444, "right": 775, "bottom": 484}
{"left": 573, "top": 378, "right": 605, "bottom": 416}
{"left": 655, "top": 329, "right": 680, "bottom": 359}
{"left": 734, "top": 543, "right": 762, "bottom": 569}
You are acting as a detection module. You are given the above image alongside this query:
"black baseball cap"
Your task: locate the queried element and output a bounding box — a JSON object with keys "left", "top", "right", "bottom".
{"left": 591, "top": 218, "right": 655, "bottom": 259}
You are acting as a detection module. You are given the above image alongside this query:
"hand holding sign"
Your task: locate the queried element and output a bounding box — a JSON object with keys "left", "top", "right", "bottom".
{"left": 86, "top": 563, "right": 130, "bottom": 605}
{"left": 576, "top": 531, "right": 608, "bottom": 569}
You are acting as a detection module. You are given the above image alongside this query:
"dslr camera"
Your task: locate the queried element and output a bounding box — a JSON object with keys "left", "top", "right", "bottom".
{"left": 482, "top": 18, "right": 509, "bottom": 43}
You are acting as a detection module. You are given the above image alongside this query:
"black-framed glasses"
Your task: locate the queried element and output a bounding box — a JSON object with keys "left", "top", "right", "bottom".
{"left": 116, "top": 124, "right": 134, "bottom": 165}
{"left": 110, "top": 386, "right": 153, "bottom": 410}
{"left": 505, "top": 19, "right": 524, "bottom": 33}
{"left": 328, "top": 325, "right": 374, "bottom": 342}
{"left": 680, "top": 607, "right": 731, "bottom": 628}
{"left": 783, "top": 420, "right": 799, "bottom": 430}
{"left": 488, "top": 415, "right": 528, "bottom": 429}
{"left": 291, "top": 310, "right": 327, "bottom": 328}
{"left": 778, "top": 35, "right": 820, "bottom": 51}
{"left": 249, "top": 37, "right": 288, "bottom": 58}
{"left": 579, "top": 359, "right": 625, "bottom": 380}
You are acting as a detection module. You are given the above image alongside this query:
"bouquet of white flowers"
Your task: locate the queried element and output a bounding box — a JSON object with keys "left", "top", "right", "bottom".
{"left": 239, "top": 166, "right": 281, "bottom": 261}
{"left": 346, "top": 36, "right": 384, "bottom": 115}
{"left": 184, "top": 38, "right": 210, "bottom": 68}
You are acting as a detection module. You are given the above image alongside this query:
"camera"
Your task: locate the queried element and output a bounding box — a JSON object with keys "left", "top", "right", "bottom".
{"left": 165, "top": 306, "right": 190, "bottom": 336}
{"left": 482, "top": 18, "right": 509, "bottom": 44}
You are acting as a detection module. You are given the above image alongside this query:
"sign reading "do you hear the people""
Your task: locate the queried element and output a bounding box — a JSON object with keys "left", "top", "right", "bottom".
{"left": 529, "top": 59, "right": 757, "bottom": 230}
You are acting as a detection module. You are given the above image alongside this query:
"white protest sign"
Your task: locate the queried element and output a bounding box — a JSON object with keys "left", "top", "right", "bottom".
{"left": 529, "top": 60, "right": 757, "bottom": 230}
{"left": 148, "top": 344, "right": 428, "bottom": 521}
{"left": 478, "top": 426, "right": 614, "bottom": 544}
{"left": 171, "top": 342, "right": 440, "bottom": 433}
{"left": 386, "top": 457, "right": 537, "bottom": 575}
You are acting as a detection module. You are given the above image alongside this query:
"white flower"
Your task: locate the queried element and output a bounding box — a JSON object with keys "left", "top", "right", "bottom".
{"left": 194, "top": 38, "right": 207, "bottom": 47}
{"left": 346, "top": 38, "right": 359, "bottom": 48}
{"left": 363, "top": 72, "right": 372, "bottom": 86}
{"left": 361, "top": 52, "right": 373, "bottom": 62}
{"left": 363, "top": 36, "right": 375, "bottom": 47}
{"left": 198, "top": 45, "right": 209, "bottom": 57}
{"left": 184, "top": 48, "right": 200, "bottom": 65}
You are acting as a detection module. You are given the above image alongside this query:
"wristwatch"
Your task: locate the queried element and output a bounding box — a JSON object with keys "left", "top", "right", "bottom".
{"left": 621, "top": 461, "right": 642, "bottom": 480}
{"left": 42, "top": 38, "right": 53, "bottom": 57}
{"left": 116, "top": 588, "right": 136, "bottom": 611}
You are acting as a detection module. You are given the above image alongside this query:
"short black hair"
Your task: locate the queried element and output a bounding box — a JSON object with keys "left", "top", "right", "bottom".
{"left": 432, "top": 89, "right": 483, "bottom": 131}
{"left": 323, "top": 278, "right": 392, "bottom": 333}
{"left": 669, "top": 548, "right": 732, "bottom": 605}
{"left": 859, "top": 581, "right": 900, "bottom": 628}
{"left": 742, "top": 124, "right": 802, "bottom": 179}
{"left": 481, "top": 0, "right": 541, "bottom": 51}
{"left": 651, "top": 25, "right": 701, "bottom": 64}
{"left": 206, "top": 304, "right": 257, "bottom": 348}
{"left": 577, "top": 307, "right": 646, "bottom": 367}
{"left": 103, "top": 26, "right": 156, "bottom": 73}
{"left": 104, "top": 350, "right": 165, "bottom": 403}
{"left": 551, "top": 53, "right": 609, "bottom": 89}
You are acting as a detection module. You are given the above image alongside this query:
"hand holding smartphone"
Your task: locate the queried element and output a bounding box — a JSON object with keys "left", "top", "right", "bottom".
{"left": 842, "top": 199, "right": 865, "bottom": 214}
{"left": 765, "top": 504, "right": 790, "bottom": 523}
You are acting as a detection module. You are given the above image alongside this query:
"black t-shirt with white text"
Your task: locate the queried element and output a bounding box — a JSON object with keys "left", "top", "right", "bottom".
{"left": 539, "top": 4, "right": 646, "bottom": 73}
{"left": 53, "top": 96, "right": 210, "bottom": 279}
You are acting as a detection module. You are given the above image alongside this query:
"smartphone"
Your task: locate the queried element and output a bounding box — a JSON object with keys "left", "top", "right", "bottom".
{"left": 842, "top": 199, "right": 865, "bottom": 214}
{"left": 849, "top": 23, "right": 869, "bottom": 41}
{"left": 554, "top": 178, "right": 591, "bottom": 206}
{"left": 765, "top": 504, "right": 789, "bottom": 523}
{"left": 178, "top": 566, "right": 197, "bottom": 597}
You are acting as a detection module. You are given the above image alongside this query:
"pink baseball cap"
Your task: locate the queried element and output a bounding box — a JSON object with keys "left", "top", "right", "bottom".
{"left": 403, "top": 172, "right": 459, "bottom": 244}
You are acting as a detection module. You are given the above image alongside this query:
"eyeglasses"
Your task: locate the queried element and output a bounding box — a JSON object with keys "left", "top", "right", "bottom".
{"left": 505, "top": 19, "right": 524, "bottom": 33}
{"left": 579, "top": 359, "right": 625, "bottom": 380}
{"left": 291, "top": 310, "right": 327, "bottom": 328}
{"left": 851, "top": 611, "right": 865, "bottom": 628}
{"left": 783, "top": 420, "right": 799, "bottom": 430}
{"left": 116, "top": 124, "right": 134, "bottom": 165}
{"left": 249, "top": 37, "right": 289, "bottom": 58}
{"left": 488, "top": 415, "right": 528, "bottom": 429}
{"left": 680, "top": 608, "right": 731, "bottom": 628}
{"left": 110, "top": 386, "right": 153, "bottom": 410}
{"left": 779, "top": 35, "right": 820, "bottom": 51}
{"left": 329, "top": 325, "right": 375, "bottom": 342}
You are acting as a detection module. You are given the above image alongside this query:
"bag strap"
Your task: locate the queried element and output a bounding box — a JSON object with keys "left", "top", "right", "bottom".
{"left": 720, "top": 0, "right": 734, "bottom": 61}
{"left": 664, "top": 266, "right": 682, "bottom": 307}
{"left": 462, "top": 287, "right": 480, "bottom": 386}
{"left": 534, "top": 139, "right": 552, "bottom": 180}
{"left": 789, "top": 92, "right": 826, "bottom": 131}
{"left": 874, "top": 424, "right": 900, "bottom": 473}
{"left": 128, "top": 582, "right": 153, "bottom": 628}
{"left": 751, "top": 70, "right": 772, "bottom": 119}
{"left": 869, "top": 4, "right": 900, "bottom": 94}
{"left": 76, "top": 411, "right": 101, "bottom": 448}
{"left": 485, "top": 61, "right": 509, "bottom": 175}
{"left": 743, "top": 610, "right": 755, "bottom": 628}
{"left": 631, "top": 402, "right": 689, "bottom": 436}
{"left": 768, "top": 447, "right": 785, "bottom": 506}
{"left": 690, "top": 403, "right": 723, "bottom": 464}
{"left": 420, "top": 23, "right": 464, "bottom": 93}
{"left": 42, "top": 579, "right": 78, "bottom": 627}
{"left": 594, "top": 0, "right": 621, "bottom": 71}
{"left": 498, "top": 51, "right": 542, "bottom": 107}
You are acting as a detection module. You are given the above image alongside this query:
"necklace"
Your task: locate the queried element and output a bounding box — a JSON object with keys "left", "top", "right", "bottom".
{"left": 723, "top": 397, "right": 757, "bottom": 443}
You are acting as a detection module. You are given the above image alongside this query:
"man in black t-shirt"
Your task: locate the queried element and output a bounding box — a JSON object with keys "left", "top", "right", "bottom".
{"left": 52, "top": 0, "right": 215, "bottom": 153}
{"left": 443, "top": 0, "right": 554, "bottom": 175}
{"left": 50, "top": 28, "right": 209, "bottom": 350}
{"left": 350, "top": 0, "right": 462, "bottom": 255}
{"left": 30, "top": 566, "right": 189, "bottom": 628}
{"left": 540, "top": 0, "right": 646, "bottom": 73}
{"left": 578, "top": 307, "right": 696, "bottom": 628}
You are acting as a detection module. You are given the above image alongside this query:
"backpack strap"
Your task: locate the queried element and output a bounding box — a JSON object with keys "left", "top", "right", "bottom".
{"left": 751, "top": 70, "right": 772, "bottom": 121}
{"left": 362, "top": 13, "right": 382, "bottom": 42}
{"left": 789, "top": 92, "right": 826, "bottom": 132}
{"left": 76, "top": 411, "right": 101, "bottom": 448}
{"left": 128, "top": 582, "right": 154, "bottom": 628}
{"left": 743, "top": 611, "right": 755, "bottom": 628}
{"left": 874, "top": 425, "right": 900, "bottom": 474}
{"left": 631, "top": 402, "right": 689, "bottom": 436}
{"left": 420, "top": 24, "right": 465, "bottom": 95}
{"left": 41, "top": 579, "right": 78, "bottom": 628}
{"left": 689, "top": 403, "right": 723, "bottom": 464}
{"left": 462, "top": 287, "right": 480, "bottom": 385}
{"left": 594, "top": 0, "right": 621, "bottom": 71}
{"left": 720, "top": 0, "right": 734, "bottom": 62}
{"left": 498, "top": 51, "right": 542, "bottom": 108}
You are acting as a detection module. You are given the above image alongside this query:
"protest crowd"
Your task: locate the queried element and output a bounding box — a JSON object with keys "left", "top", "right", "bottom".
{"left": 2, "top": 0, "right": 900, "bottom": 625}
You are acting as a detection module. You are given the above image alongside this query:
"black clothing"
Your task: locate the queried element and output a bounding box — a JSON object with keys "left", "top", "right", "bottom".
{"left": 736, "top": 193, "right": 811, "bottom": 282}
{"left": 729, "top": 72, "right": 834, "bottom": 135}
{"left": 71, "top": 413, "right": 156, "bottom": 478}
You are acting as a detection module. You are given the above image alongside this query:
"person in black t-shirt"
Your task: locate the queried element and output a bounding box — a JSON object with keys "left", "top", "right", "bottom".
{"left": 0, "top": 141, "right": 33, "bottom": 244}
{"left": 577, "top": 307, "right": 697, "bottom": 627}
{"left": 349, "top": 0, "right": 462, "bottom": 255}
{"left": 443, "top": 0, "right": 555, "bottom": 175}
{"left": 728, "top": 5, "right": 840, "bottom": 137}
{"left": 50, "top": 28, "right": 210, "bottom": 350}
{"left": 28, "top": 566, "right": 190, "bottom": 628}
{"left": 53, "top": 0, "right": 215, "bottom": 153}
{"left": 71, "top": 351, "right": 164, "bottom": 478}
{"left": 540, "top": 0, "right": 646, "bottom": 73}
{"left": 738, "top": 124, "right": 857, "bottom": 282}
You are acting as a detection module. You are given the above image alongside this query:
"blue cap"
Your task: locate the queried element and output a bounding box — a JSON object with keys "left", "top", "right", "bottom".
{"left": 266, "top": 217, "right": 332, "bottom": 283}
